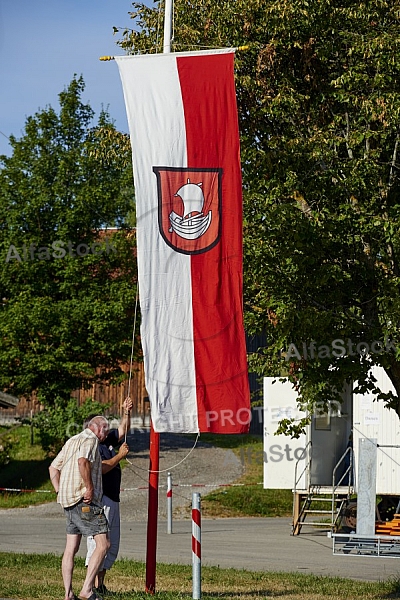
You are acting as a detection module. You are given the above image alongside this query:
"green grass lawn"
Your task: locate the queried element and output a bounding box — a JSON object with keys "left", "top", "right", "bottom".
{"left": 197, "top": 433, "right": 293, "bottom": 518}
{"left": 0, "top": 552, "right": 399, "bottom": 600}
{"left": 0, "top": 424, "right": 55, "bottom": 508}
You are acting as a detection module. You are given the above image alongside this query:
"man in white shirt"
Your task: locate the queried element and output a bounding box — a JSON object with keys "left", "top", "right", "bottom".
{"left": 49, "top": 415, "right": 111, "bottom": 600}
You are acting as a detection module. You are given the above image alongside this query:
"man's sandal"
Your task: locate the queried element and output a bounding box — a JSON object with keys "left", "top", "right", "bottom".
{"left": 78, "top": 593, "right": 103, "bottom": 600}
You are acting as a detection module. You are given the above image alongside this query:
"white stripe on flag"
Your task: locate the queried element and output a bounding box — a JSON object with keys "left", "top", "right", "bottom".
{"left": 117, "top": 55, "right": 198, "bottom": 432}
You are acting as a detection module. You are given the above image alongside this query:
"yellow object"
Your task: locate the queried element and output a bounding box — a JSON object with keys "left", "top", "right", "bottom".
{"left": 99, "top": 55, "right": 115, "bottom": 61}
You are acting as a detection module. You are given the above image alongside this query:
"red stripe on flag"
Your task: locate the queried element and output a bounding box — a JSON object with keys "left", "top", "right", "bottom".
{"left": 177, "top": 53, "right": 250, "bottom": 433}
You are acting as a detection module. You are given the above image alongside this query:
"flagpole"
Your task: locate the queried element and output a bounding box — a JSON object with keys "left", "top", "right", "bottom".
{"left": 163, "top": 0, "right": 173, "bottom": 53}
{"left": 145, "top": 1, "right": 173, "bottom": 593}
{"left": 145, "top": 420, "right": 160, "bottom": 593}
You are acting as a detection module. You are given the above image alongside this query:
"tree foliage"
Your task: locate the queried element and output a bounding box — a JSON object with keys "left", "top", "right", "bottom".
{"left": 0, "top": 76, "right": 139, "bottom": 406}
{"left": 117, "top": 1, "right": 400, "bottom": 433}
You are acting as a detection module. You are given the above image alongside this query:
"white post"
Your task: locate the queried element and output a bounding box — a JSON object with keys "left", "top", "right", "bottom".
{"left": 167, "top": 472, "right": 173, "bottom": 534}
{"left": 192, "top": 492, "right": 201, "bottom": 599}
{"left": 163, "top": 0, "right": 173, "bottom": 54}
{"left": 356, "top": 438, "right": 377, "bottom": 536}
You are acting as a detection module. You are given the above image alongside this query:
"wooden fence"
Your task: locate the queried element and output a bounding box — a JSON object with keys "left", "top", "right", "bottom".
{"left": 0, "top": 362, "right": 150, "bottom": 425}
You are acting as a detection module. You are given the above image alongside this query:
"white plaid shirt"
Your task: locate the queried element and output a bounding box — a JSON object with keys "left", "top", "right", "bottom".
{"left": 50, "top": 429, "right": 103, "bottom": 508}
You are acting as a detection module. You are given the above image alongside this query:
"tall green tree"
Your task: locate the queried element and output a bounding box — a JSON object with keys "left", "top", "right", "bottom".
{"left": 0, "top": 76, "right": 138, "bottom": 405}
{"left": 118, "top": 1, "right": 400, "bottom": 432}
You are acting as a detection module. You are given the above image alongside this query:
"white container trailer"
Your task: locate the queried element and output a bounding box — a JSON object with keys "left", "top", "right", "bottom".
{"left": 264, "top": 369, "right": 400, "bottom": 536}
{"left": 264, "top": 377, "right": 353, "bottom": 491}
{"left": 263, "top": 377, "right": 308, "bottom": 490}
{"left": 353, "top": 366, "right": 400, "bottom": 496}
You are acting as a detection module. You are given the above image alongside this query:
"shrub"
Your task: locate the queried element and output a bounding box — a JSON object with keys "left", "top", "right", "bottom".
{"left": 0, "top": 430, "right": 14, "bottom": 469}
{"left": 32, "top": 397, "right": 111, "bottom": 455}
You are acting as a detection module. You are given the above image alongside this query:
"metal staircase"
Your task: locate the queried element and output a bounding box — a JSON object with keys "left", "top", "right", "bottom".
{"left": 292, "top": 443, "right": 354, "bottom": 535}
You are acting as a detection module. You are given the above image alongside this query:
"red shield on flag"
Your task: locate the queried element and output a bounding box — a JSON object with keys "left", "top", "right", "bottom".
{"left": 153, "top": 167, "right": 222, "bottom": 255}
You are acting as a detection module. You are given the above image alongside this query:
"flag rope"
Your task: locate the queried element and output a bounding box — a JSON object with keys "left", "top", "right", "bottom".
{"left": 125, "top": 431, "right": 200, "bottom": 474}
{"left": 127, "top": 284, "right": 139, "bottom": 401}
{"left": 0, "top": 481, "right": 264, "bottom": 494}
{"left": 124, "top": 284, "right": 139, "bottom": 444}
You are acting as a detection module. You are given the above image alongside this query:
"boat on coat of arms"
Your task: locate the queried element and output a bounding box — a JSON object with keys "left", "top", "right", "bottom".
{"left": 169, "top": 179, "right": 212, "bottom": 240}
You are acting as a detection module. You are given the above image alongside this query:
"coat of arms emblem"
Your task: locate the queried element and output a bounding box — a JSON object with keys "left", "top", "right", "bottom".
{"left": 153, "top": 167, "right": 222, "bottom": 254}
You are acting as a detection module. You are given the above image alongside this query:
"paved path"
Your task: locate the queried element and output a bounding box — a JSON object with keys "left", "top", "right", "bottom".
{"left": 1, "top": 512, "right": 400, "bottom": 582}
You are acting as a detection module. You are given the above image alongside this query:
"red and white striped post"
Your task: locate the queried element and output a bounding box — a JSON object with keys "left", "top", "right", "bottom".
{"left": 167, "top": 472, "right": 173, "bottom": 534}
{"left": 192, "top": 492, "right": 201, "bottom": 599}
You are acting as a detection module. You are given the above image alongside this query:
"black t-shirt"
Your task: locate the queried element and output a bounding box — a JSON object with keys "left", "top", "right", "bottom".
{"left": 100, "top": 429, "right": 121, "bottom": 503}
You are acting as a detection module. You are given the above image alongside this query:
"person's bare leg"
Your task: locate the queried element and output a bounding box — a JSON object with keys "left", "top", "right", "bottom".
{"left": 62, "top": 534, "right": 81, "bottom": 600}
{"left": 96, "top": 569, "right": 106, "bottom": 588}
{"left": 79, "top": 533, "right": 110, "bottom": 598}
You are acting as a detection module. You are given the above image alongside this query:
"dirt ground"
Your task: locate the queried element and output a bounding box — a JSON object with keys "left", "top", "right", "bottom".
{"left": 119, "top": 429, "right": 244, "bottom": 521}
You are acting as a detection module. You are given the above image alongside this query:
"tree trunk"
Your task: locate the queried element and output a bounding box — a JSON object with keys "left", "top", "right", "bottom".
{"left": 386, "top": 358, "right": 400, "bottom": 418}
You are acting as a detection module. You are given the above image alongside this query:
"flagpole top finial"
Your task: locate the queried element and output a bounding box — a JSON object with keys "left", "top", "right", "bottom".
{"left": 99, "top": 55, "right": 115, "bottom": 61}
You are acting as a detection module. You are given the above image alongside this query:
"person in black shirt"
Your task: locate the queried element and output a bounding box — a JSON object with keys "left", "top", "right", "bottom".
{"left": 84, "top": 397, "right": 132, "bottom": 595}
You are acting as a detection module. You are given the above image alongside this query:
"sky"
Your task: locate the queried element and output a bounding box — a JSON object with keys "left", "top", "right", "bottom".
{"left": 0, "top": 0, "right": 137, "bottom": 156}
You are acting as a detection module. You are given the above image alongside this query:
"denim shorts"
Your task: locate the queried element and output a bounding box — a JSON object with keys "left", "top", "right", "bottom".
{"left": 64, "top": 499, "right": 108, "bottom": 536}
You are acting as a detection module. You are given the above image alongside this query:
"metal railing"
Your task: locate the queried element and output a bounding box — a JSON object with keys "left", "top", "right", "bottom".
{"left": 293, "top": 441, "right": 312, "bottom": 494}
{"left": 293, "top": 443, "right": 354, "bottom": 535}
{"left": 292, "top": 441, "right": 312, "bottom": 533}
{"left": 332, "top": 446, "right": 354, "bottom": 528}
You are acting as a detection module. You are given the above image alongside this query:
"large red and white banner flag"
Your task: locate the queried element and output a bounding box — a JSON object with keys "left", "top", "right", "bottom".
{"left": 116, "top": 49, "right": 250, "bottom": 433}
